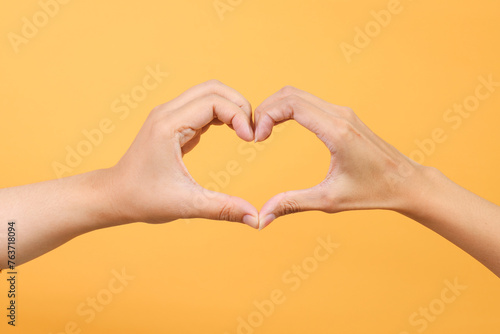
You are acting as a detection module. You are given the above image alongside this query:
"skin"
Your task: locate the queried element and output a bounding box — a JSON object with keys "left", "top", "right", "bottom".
{"left": 0, "top": 80, "right": 259, "bottom": 268}
{"left": 254, "top": 86, "right": 500, "bottom": 278}
{"left": 0, "top": 81, "right": 499, "bottom": 278}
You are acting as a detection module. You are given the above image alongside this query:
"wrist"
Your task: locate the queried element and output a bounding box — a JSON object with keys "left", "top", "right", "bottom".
{"left": 394, "top": 164, "right": 446, "bottom": 217}
{"left": 82, "top": 168, "right": 134, "bottom": 229}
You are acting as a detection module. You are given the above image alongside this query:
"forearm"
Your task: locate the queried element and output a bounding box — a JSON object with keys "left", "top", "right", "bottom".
{"left": 0, "top": 81, "right": 260, "bottom": 269}
{"left": 399, "top": 166, "right": 500, "bottom": 277}
{"left": 0, "top": 169, "right": 125, "bottom": 268}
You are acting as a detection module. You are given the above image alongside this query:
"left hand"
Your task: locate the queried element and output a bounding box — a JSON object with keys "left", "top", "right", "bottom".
{"left": 105, "top": 80, "right": 260, "bottom": 228}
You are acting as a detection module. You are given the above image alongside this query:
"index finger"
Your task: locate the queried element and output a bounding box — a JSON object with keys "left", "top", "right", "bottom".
{"left": 166, "top": 80, "right": 253, "bottom": 118}
{"left": 254, "top": 94, "right": 335, "bottom": 143}
{"left": 172, "top": 94, "right": 254, "bottom": 142}
{"left": 254, "top": 86, "right": 334, "bottom": 124}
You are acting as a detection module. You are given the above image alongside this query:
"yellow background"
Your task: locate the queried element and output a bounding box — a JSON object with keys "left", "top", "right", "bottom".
{"left": 1, "top": 0, "right": 500, "bottom": 333}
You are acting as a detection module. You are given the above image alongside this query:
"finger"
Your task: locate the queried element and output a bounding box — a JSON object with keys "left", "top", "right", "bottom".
{"left": 254, "top": 94, "right": 333, "bottom": 143}
{"left": 190, "top": 187, "right": 259, "bottom": 229}
{"left": 255, "top": 86, "right": 333, "bottom": 121}
{"left": 166, "top": 79, "right": 252, "bottom": 117}
{"left": 181, "top": 119, "right": 225, "bottom": 154}
{"left": 181, "top": 132, "right": 201, "bottom": 155}
{"left": 255, "top": 87, "right": 396, "bottom": 161}
{"left": 258, "top": 185, "right": 329, "bottom": 230}
{"left": 174, "top": 94, "right": 254, "bottom": 142}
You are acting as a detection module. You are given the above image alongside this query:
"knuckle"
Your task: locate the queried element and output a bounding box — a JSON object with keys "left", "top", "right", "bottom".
{"left": 206, "top": 79, "right": 223, "bottom": 87}
{"left": 151, "top": 104, "right": 162, "bottom": 114}
{"left": 242, "top": 100, "right": 252, "bottom": 113}
{"left": 332, "top": 105, "right": 356, "bottom": 121}
{"left": 278, "top": 194, "right": 301, "bottom": 216}
{"left": 279, "top": 85, "right": 298, "bottom": 97}
{"left": 151, "top": 115, "right": 174, "bottom": 139}
{"left": 218, "top": 200, "right": 236, "bottom": 221}
{"left": 332, "top": 118, "right": 356, "bottom": 140}
{"left": 284, "top": 94, "right": 302, "bottom": 107}
{"left": 343, "top": 107, "right": 357, "bottom": 122}
{"left": 342, "top": 106, "right": 354, "bottom": 115}
{"left": 150, "top": 103, "right": 167, "bottom": 117}
{"left": 203, "top": 93, "right": 222, "bottom": 106}
{"left": 150, "top": 100, "right": 179, "bottom": 117}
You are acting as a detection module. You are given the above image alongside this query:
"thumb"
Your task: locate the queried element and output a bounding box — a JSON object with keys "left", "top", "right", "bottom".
{"left": 190, "top": 187, "right": 259, "bottom": 229}
{"left": 258, "top": 186, "right": 328, "bottom": 230}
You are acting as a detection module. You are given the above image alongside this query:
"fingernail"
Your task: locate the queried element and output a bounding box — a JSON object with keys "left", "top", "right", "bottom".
{"left": 242, "top": 215, "right": 259, "bottom": 229}
{"left": 259, "top": 214, "right": 276, "bottom": 231}
{"left": 246, "top": 122, "right": 254, "bottom": 138}
{"left": 254, "top": 128, "right": 261, "bottom": 142}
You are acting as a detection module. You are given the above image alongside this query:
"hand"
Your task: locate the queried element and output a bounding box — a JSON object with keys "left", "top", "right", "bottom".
{"left": 105, "top": 80, "right": 259, "bottom": 228}
{"left": 254, "top": 86, "right": 425, "bottom": 229}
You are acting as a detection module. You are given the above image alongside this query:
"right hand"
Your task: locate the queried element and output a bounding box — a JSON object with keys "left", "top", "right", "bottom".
{"left": 254, "top": 86, "right": 426, "bottom": 229}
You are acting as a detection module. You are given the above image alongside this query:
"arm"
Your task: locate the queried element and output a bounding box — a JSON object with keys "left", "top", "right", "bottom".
{"left": 401, "top": 168, "right": 500, "bottom": 277}
{"left": 0, "top": 171, "right": 119, "bottom": 268}
{"left": 0, "top": 80, "right": 259, "bottom": 269}
{"left": 254, "top": 86, "right": 500, "bottom": 277}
